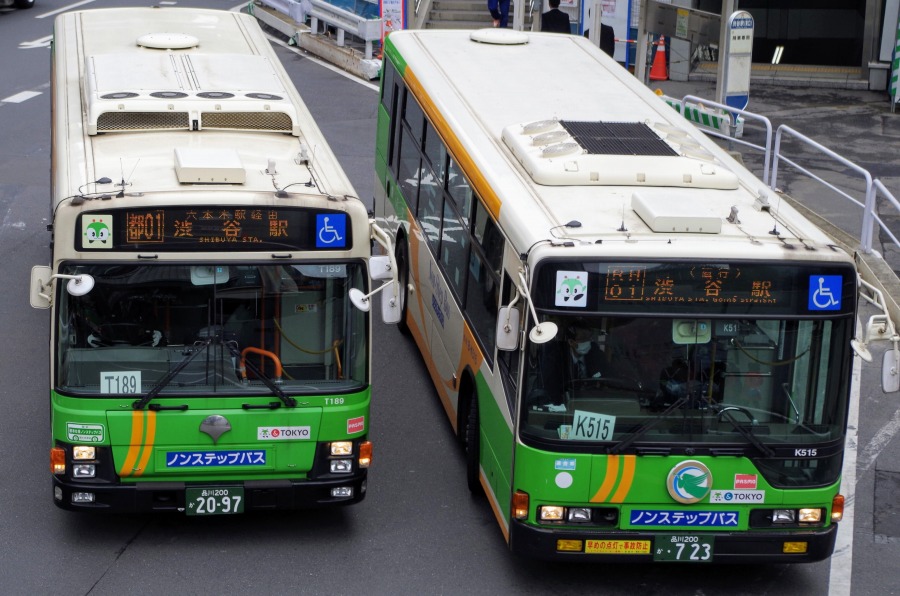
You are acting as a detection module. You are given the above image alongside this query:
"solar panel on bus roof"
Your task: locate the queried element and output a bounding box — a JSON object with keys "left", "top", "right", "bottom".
{"left": 559, "top": 121, "right": 678, "bottom": 157}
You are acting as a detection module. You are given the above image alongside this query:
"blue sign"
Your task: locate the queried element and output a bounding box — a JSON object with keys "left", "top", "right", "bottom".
{"left": 731, "top": 17, "right": 754, "bottom": 29}
{"left": 165, "top": 450, "right": 266, "bottom": 467}
{"left": 808, "top": 275, "right": 843, "bottom": 311}
{"left": 630, "top": 509, "right": 739, "bottom": 527}
{"left": 316, "top": 213, "right": 347, "bottom": 248}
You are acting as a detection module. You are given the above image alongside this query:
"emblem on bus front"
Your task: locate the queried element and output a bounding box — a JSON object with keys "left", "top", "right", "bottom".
{"left": 200, "top": 415, "right": 231, "bottom": 444}
{"left": 666, "top": 460, "right": 712, "bottom": 504}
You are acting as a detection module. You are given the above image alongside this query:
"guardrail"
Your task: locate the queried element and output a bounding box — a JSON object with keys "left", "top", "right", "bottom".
{"left": 256, "top": 0, "right": 381, "bottom": 60}
{"left": 663, "top": 93, "right": 898, "bottom": 257}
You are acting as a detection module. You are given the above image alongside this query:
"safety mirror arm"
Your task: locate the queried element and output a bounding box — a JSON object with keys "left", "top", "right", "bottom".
{"left": 517, "top": 271, "right": 557, "bottom": 344}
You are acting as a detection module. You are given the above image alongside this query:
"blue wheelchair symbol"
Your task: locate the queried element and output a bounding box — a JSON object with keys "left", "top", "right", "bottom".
{"left": 808, "top": 275, "right": 842, "bottom": 311}
{"left": 316, "top": 214, "right": 346, "bottom": 248}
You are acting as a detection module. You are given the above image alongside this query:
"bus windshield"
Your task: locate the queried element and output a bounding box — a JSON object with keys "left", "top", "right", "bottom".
{"left": 521, "top": 314, "right": 852, "bottom": 483}
{"left": 56, "top": 262, "right": 368, "bottom": 396}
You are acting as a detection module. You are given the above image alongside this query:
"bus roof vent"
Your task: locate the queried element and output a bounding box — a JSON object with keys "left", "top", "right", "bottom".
{"left": 84, "top": 54, "right": 300, "bottom": 136}
{"left": 174, "top": 147, "right": 246, "bottom": 184}
{"left": 502, "top": 119, "right": 738, "bottom": 190}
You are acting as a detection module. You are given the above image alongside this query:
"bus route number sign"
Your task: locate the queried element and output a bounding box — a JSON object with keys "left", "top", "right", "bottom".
{"left": 653, "top": 534, "right": 714, "bottom": 562}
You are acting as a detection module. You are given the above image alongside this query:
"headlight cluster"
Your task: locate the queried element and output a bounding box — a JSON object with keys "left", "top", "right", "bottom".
{"left": 327, "top": 440, "right": 372, "bottom": 474}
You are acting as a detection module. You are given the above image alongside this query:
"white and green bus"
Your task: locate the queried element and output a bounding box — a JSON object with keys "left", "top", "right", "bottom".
{"left": 375, "top": 28, "right": 887, "bottom": 561}
{"left": 31, "top": 7, "right": 398, "bottom": 514}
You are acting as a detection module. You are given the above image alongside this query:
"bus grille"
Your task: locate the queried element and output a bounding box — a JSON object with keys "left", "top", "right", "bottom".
{"left": 96, "top": 111, "right": 190, "bottom": 132}
{"left": 201, "top": 112, "right": 293, "bottom": 132}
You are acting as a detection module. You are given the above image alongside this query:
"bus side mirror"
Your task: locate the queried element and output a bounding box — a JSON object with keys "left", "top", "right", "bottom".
{"left": 30, "top": 266, "right": 52, "bottom": 309}
{"left": 369, "top": 255, "right": 393, "bottom": 281}
{"left": 496, "top": 306, "right": 520, "bottom": 351}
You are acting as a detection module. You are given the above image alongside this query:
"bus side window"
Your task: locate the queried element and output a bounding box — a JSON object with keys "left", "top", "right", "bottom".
{"left": 397, "top": 94, "right": 424, "bottom": 219}
{"left": 473, "top": 202, "right": 502, "bottom": 275}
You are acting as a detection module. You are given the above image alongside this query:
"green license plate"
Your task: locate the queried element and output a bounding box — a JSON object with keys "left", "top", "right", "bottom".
{"left": 653, "top": 534, "right": 714, "bottom": 562}
{"left": 185, "top": 487, "right": 244, "bottom": 515}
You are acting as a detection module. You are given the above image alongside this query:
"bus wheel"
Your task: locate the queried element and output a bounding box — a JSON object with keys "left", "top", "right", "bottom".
{"left": 395, "top": 238, "right": 411, "bottom": 336}
{"left": 464, "top": 395, "right": 481, "bottom": 494}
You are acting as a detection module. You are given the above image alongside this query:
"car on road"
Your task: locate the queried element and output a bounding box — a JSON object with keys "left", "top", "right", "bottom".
{"left": 0, "top": 0, "right": 34, "bottom": 9}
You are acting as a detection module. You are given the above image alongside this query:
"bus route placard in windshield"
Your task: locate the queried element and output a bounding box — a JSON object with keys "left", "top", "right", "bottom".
{"left": 535, "top": 261, "right": 856, "bottom": 316}
{"left": 76, "top": 207, "right": 353, "bottom": 252}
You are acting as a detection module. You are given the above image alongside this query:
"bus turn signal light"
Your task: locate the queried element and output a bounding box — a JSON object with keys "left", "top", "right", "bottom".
{"left": 513, "top": 490, "right": 529, "bottom": 520}
{"left": 358, "top": 441, "right": 372, "bottom": 468}
{"left": 51, "top": 447, "right": 66, "bottom": 475}
{"left": 832, "top": 494, "right": 844, "bottom": 522}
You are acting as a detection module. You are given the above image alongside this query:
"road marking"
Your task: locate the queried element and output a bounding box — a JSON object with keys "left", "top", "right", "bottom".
{"left": 19, "top": 35, "right": 52, "bottom": 50}
{"left": 859, "top": 408, "right": 900, "bottom": 472}
{"left": 36, "top": 0, "right": 95, "bottom": 19}
{"left": 2, "top": 90, "right": 41, "bottom": 103}
{"left": 829, "top": 353, "right": 861, "bottom": 596}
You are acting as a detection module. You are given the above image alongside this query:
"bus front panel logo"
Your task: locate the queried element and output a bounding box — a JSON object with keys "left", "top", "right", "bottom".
{"left": 555, "top": 271, "right": 587, "bottom": 307}
{"left": 666, "top": 460, "right": 712, "bottom": 504}
{"left": 83, "top": 214, "right": 113, "bottom": 249}
{"left": 808, "top": 275, "right": 842, "bottom": 311}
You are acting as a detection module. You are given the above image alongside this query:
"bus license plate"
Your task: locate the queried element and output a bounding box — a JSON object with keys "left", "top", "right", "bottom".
{"left": 653, "top": 535, "right": 714, "bottom": 562}
{"left": 185, "top": 487, "right": 244, "bottom": 515}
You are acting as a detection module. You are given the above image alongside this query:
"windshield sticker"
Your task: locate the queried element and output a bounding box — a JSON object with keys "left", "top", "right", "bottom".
{"left": 347, "top": 416, "right": 365, "bottom": 434}
{"left": 555, "top": 458, "right": 576, "bottom": 471}
{"left": 572, "top": 410, "right": 615, "bottom": 441}
{"left": 711, "top": 490, "right": 765, "bottom": 504}
{"left": 258, "top": 426, "right": 311, "bottom": 440}
{"left": 165, "top": 450, "right": 266, "bottom": 468}
{"left": 555, "top": 271, "right": 587, "bottom": 307}
{"left": 66, "top": 422, "right": 104, "bottom": 443}
{"left": 808, "top": 275, "right": 842, "bottom": 311}
{"left": 82, "top": 214, "right": 113, "bottom": 249}
{"left": 630, "top": 510, "right": 739, "bottom": 527}
{"left": 555, "top": 471, "right": 574, "bottom": 488}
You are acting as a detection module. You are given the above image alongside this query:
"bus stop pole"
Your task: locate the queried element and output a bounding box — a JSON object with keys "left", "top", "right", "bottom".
{"left": 715, "top": 0, "right": 736, "bottom": 105}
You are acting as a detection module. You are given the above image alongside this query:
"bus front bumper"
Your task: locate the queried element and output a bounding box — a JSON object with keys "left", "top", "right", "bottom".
{"left": 509, "top": 519, "right": 838, "bottom": 563}
{"left": 51, "top": 472, "right": 367, "bottom": 513}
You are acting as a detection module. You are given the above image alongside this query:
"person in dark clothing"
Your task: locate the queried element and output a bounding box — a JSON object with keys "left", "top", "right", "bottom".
{"left": 600, "top": 22, "right": 615, "bottom": 57}
{"left": 541, "top": 0, "right": 570, "bottom": 34}
{"left": 487, "top": 0, "right": 510, "bottom": 28}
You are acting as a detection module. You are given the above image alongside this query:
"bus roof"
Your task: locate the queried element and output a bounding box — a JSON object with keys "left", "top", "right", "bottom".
{"left": 385, "top": 29, "right": 847, "bottom": 265}
{"left": 52, "top": 7, "right": 357, "bottom": 215}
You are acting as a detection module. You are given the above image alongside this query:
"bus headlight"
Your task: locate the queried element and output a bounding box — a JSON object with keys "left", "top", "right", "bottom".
{"left": 539, "top": 505, "right": 565, "bottom": 521}
{"left": 567, "top": 507, "right": 592, "bottom": 523}
{"left": 72, "top": 464, "right": 96, "bottom": 478}
{"left": 330, "top": 459, "right": 352, "bottom": 473}
{"left": 73, "top": 446, "right": 96, "bottom": 460}
{"left": 772, "top": 509, "right": 796, "bottom": 524}
{"left": 330, "top": 441, "right": 353, "bottom": 456}
{"left": 798, "top": 508, "right": 823, "bottom": 523}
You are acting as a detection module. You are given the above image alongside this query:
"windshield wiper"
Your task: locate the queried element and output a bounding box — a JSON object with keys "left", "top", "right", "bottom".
{"left": 608, "top": 397, "right": 688, "bottom": 455}
{"left": 222, "top": 341, "right": 296, "bottom": 408}
{"left": 715, "top": 406, "right": 775, "bottom": 457}
{"left": 132, "top": 339, "right": 211, "bottom": 410}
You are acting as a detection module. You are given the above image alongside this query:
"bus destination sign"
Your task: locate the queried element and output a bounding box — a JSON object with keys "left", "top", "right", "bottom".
{"left": 537, "top": 261, "right": 855, "bottom": 316}
{"left": 77, "top": 207, "right": 352, "bottom": 252}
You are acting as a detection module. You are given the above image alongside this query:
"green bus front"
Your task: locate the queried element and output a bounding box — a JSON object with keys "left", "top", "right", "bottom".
{"left": 509, "top": 259, "right": 856, "bottom": 562}
{"left": 48, "top": 213, "right": 373, "bottom": 513}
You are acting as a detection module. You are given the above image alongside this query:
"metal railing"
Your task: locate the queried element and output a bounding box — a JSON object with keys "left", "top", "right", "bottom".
{"left": 667, "top": 94, "right": 899, "bottom": 257}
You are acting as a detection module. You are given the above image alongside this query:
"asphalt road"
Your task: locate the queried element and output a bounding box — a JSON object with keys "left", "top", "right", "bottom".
{"left": 1, "top": 2, "right": 898, "bottom": 595}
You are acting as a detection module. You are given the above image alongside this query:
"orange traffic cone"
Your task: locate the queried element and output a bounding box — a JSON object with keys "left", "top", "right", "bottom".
{"left": 649, "top": 35, "right": 668, "bottom": 81}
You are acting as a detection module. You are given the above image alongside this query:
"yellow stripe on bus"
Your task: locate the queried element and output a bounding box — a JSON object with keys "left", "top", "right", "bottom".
{"left": 133, "top": 410, "right": 157, "bottom": 477}
{"left": 610, "top": 455, "right": 636, "bottom": 503}
{"left": 405, "top": 68, "right": 502, "bottom": 221}
{"left": 118, "top": 410, "right": 144, "bottom": 477}
{"left": 591, "top": 454, "right": 620, "bottom": 502}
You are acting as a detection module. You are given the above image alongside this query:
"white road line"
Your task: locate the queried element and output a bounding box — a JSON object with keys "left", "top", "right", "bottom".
{"left": 36, "top": 0, "right": 95, "bottom": 19}
{"left": 19, "top": 34, "right": 52, "bottom": 49}
{"left": 829, "top": 354, "right": 861, "bottom": 596}
{"left": 2, "top": 90, "right": 41, "bottom": 103}
{"left": 859, "top": 408, "right": 900, "bottom": 472}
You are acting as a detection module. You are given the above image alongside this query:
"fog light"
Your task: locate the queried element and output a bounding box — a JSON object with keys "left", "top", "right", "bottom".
{"left": 798, "top": 508, "right": 822, "bottom": 523}
{"left": 772, "top": 509, "right": 796, "bottom": 524}
{"left": 54, "top": 487, "right": 63, "bottom": 501}
{"left": 557, "top": 539, "right": 584, "bottom": 552}
{"left": 330, "top": 459, "right": 352, "bottom": 473}
{"left": 72, "top": 464, "right": 96, "bottom": 478}
{"left": 567, "top": 507, "right": 592, "bottom": 523}
{"left": 331, "top": 486, "right": 353, "bottom": 498}
{"left": 358, "top": 441, "right": 372, "bottom": 468}
{"left": 73, "top": 446, "right": 96, "bottom": 460}
{"left": 540, "top": 506, "right": 565, "bottom": 521}
{"left": 330, "top": 441, "right": 353, "bottom": 456}
{"left": 72, "top": 492, "right": 95, "bottom": 504}
{"left": 783, "top": 541, "right": 808, "bottom": 554}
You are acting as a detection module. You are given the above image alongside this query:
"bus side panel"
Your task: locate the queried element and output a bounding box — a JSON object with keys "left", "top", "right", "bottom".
{"left": 476, "top": 368, "right": 513, "bottom": 524}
